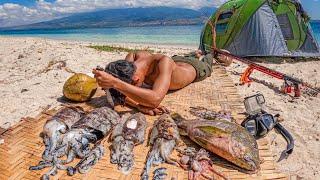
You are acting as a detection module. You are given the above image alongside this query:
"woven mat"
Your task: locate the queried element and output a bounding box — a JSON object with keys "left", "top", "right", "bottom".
{"left": 0, "top": 66, "right": 289, "bottom": 180}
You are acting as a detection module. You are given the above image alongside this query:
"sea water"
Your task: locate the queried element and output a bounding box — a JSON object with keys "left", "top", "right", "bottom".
{"left": 311, "top": 22, "right": 320, "bottom": 44}
{"left": 0, "top": 25, "right": 202, "bottom": 46}
{"left": 0, "top": 23, "right": 319, "bottom": 46}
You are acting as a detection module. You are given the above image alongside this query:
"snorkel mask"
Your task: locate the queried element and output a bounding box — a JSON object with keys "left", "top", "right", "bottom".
{"left": 241, "top": 93, "right": 294, "bottom": 162}
{"left": 241, "top": 93, "right": 277, "bottom": 138}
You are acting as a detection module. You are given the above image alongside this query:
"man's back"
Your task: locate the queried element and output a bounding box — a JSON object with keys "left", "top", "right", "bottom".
{"left": 127, "top": 51, "right": 197, "bottom": 90}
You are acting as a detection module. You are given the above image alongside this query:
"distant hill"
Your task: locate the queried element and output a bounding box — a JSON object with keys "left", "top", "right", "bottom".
{"left": 4, "top": 6, "right": 217, "bottom": 30}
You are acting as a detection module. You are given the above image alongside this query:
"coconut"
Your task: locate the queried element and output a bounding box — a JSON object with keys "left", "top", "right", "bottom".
{"left": 63, "top": 73, "right": 98, "bottom": 102}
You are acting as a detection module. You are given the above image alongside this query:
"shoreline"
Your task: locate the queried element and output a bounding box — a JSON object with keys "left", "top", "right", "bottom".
{"left": 0, "top": 35, "right": 198, "bottom": 50}
{"left": 0, "top": 34, "right": 199, "bottom": 49}
{"left": 0, "top": 36, "right": 319, "bottom": 179}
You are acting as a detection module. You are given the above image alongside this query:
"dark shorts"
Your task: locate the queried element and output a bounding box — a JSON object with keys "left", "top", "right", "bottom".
{"left": 172, "top": 54, "right": 214, "bottom": 82}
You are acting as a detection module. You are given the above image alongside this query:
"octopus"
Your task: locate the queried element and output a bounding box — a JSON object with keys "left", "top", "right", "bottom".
{"left": 110, "top": 113, "right": 147, "bottom": 174}
{"left": 152, "top": 167, "right": 168, "bottom": 180}
{"left": 177, "top": 147, "right": 227, "bottom": 180}
{"left": 67, "top": 144, "right": 105, "bottom": 175}
{"left": 30, "top": 107, "right": 121, "bottom": 180}
{"left": 189, "top": 106, "right": 234, "bottom": 122}
{"left": 141, "top": 114, "right": 181, "bottom": 180}
{"left": 30, "top": 106, "right": 85, "bottom": 169}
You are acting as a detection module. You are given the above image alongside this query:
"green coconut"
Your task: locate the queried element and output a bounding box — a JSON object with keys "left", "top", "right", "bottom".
{"left": 63, "top": 73, "right": 98, "bottom": 102}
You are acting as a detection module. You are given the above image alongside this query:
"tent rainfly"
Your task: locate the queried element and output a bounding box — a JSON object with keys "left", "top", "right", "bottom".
{"left": 200, "top": 0, "right": 320, "bottom": 57}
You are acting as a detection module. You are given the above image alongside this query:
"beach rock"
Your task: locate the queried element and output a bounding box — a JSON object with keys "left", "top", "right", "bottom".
{"left": 18, "top": 54, "right": 25, "bottom": 59}
{"left": 21, "top": 89, "right": 29, "bottom": 93}
{"left": 1, "top": 122, "right": 11, "bottom": 129}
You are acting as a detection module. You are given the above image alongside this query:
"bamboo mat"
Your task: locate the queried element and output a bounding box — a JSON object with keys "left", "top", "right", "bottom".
{"left": 0, "top": 66, "right": 289, "bottom": 180}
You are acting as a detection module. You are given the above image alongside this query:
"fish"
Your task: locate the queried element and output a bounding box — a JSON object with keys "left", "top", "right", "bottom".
{"left": 171, "top": 110, "right": 260, "bottom": 173}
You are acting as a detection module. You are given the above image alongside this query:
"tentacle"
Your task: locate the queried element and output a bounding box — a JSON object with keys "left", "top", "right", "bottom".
{"left": 118, "top": 153, "right": 134, "bottom": 173}
{"left": 67, "top": 166, "right": 77, "bottom": 176}
{"left": 42, "top": 137, "right": 53, "bottom": 161}
{"left": 188, "top": 170, "right": 195, "bottom": 180}
{"left": 164, "top": 155, "right": 178, "bottom": 166}
{"left": 77, "top": 145, "right": 104, "bottom": 174}
{"left": 201, "top": 173, "right": 214, "bottom": 180}
{"left": 29, "top": 160, "right": 53, "bottom": 171}
{"left": 53, "top": 142, "right": 68, "bottom": 159}
{"left": 176, "top": 161, "right": 189, "bottom": 171}
{"left": 152, "top": 167, "right": 168, "bottom": 180}
{"left": 59, "top": 149, "right": 76, "bottom": 165}
{"left": 41, "top": 174, "right": 50, "bottom": 180}
{"left": 159, "top": 140, "right": 178, "bottom": 166}
{"left": 41, "top": 165, "right": 57, "bottom": 180}
{"left": 52, "top": 154, "right": 68, "bottom": 170}
{"left": 141, "top": 149, "right": 156, "bottom": 180}
{"left": 55, "top": 163, "right": 69, "bottom": 171}
{"left": 78, "top": 154, "right": 98, "bottom": 174}
{"left": 72, "top": 140, "right": 89, "bottom": 158}
{"left": 207, "top": 165, "right": 228, "bottom": 180}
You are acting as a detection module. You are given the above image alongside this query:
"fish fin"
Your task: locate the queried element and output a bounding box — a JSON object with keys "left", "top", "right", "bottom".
{"left": 198, "top": 126, "right": 229, "bottom": 137}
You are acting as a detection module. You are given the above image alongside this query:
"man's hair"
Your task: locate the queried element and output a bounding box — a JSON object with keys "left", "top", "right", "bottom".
{"left": 105, "top": 60, "right": 136, "bottom": 105}
{"left": 106, "top": 60, "right": 136, "bottom": 84}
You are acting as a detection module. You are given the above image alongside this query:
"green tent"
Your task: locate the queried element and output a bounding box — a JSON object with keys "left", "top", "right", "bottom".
{"left": 200, "top": 0, "right": 320, "bottom": 57}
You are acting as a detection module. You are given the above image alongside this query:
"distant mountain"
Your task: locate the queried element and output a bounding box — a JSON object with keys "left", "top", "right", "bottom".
{"left": 4, "top": 6, "right": 217, "bottom": 30}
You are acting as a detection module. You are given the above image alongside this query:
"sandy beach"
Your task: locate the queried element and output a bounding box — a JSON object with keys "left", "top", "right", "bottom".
{"left": 0, "top": 36, "right": 319, "bottom": 179}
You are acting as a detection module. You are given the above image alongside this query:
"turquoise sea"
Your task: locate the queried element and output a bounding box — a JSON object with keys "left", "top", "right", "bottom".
{"left": 0, "top": 23, "right": 319, "bottom": 46}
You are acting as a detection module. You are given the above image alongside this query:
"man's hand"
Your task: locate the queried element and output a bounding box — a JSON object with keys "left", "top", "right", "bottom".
{"left": 92, "top": 69, "right": 118, "bottom": 89}
{"left": 137, "top": 105, "right": 169, "bottom": 116}
{"left": 217, "top": 56, "right": 232, "bottom": 66}
{"left": 216, "top": 50, "right": 233, "bottom": 66}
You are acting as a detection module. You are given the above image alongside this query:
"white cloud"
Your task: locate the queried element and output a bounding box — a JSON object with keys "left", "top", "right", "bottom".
{"left": 0, "top": 0, "right": 227, "bottom": 27}
{"left": 0, "top": 3, "right": 58, "bottom": 27}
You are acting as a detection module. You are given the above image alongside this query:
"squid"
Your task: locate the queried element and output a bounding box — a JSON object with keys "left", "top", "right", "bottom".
{"left": 30, "top": 106, "right": 85, "bottom": 170}
{"left": 110, "top": 113, "right": 147, "bottom": 174}
{"left": 141, "top": 114, "right": 181, "bottom": 180}
{"left": 30, "top": 107, "right": 121, "bottom": 180}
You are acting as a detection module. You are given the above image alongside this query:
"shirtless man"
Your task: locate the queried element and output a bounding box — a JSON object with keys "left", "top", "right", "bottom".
{"left": 92, "top": 50, "right": 232, "bottom": 115}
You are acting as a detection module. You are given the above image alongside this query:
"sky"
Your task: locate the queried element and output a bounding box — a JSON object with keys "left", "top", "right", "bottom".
{"left": 0, "top": 0, "right": 319, "bottom": 27}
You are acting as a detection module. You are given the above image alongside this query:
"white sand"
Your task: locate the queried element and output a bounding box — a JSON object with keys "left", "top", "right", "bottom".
{"left": 227, "top": 62, "right": 320, "bottom": 179}
{"left": 0, "top": 36, "right": 192, "bottom": 128}
{"left": 0, "top": 36, "right": 319, "bottom": 179}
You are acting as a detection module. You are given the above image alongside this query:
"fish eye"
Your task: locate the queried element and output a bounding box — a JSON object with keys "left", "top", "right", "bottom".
{"left": 244, "top": 154, "right": 253, "bottom": 162}
{"left": 244, "top": 153, "right": 257, "bottom": 168}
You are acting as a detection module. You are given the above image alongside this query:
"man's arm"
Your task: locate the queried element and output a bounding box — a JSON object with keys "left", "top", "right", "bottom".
{"left": 125, "top": 97, "right": 169, "bottom": 115}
